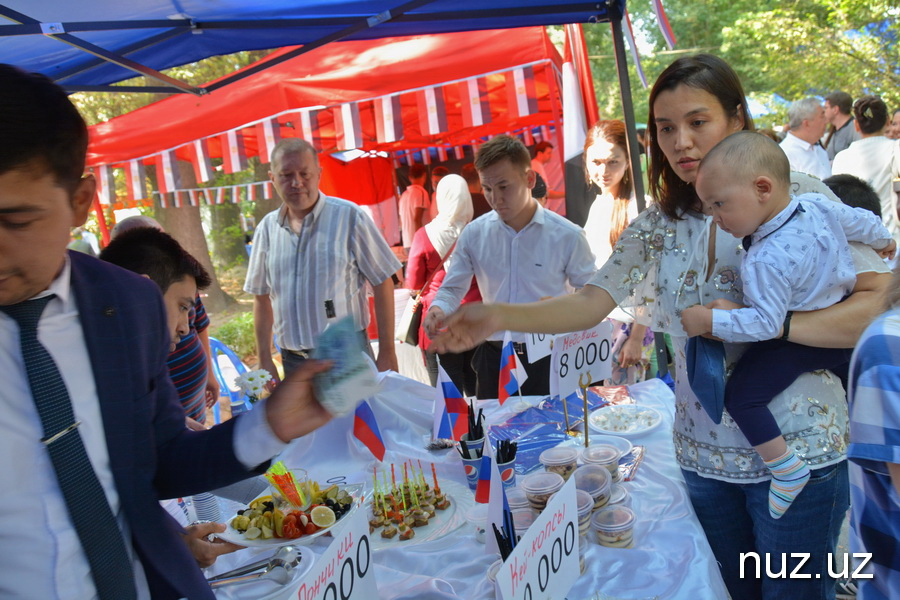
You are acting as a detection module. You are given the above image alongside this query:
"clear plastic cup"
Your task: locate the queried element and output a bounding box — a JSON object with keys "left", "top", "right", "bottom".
{"left": 591, "top": 505, "right": 635, "bottom": 548}
{"left": 467, "top": 503, "right": 489, "bottom": 543}
{"left": 506, "top": 487, "right": 531, "bottom": 514}
{"left": 572, "top": 464, "right": 611, "bottom": 511}
{"left": 520, "top": 471, "right": 565, "bottom": 513}
{"left": 608, "top": 483, "right": 631, "bottom": 508}
{"left": 579, "top": 534, "right": 588, "bottom": 574}
{"left": 486, "top": 558, "right": 503, "bottom": 597}
{"left": 581, "top": 444, "right": 622, "bottom": 482}
{"left": 576, "top": 489, "right": 594, "bottom": 537}
{"left": 512, "top": 508, "right": 535, "bottom": 541}
{"left": 539, "top": 447, "right": 579, "bottom": 481}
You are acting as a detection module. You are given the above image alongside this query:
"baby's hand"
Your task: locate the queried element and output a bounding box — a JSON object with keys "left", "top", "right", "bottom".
{"left": 681, "top": 305, "right": 713, "bottom": 337}
{"left": 877, "top": 239, "right": 896, "bottom": 260}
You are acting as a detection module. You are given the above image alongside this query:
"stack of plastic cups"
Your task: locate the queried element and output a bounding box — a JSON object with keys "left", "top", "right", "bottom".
{"left": 467, "top": 504, "right": 490, "bottom": 543}
{"left": 512, "top": 509, "right": 535, "bottom": 542}
{"left": 608, "top": 483, "right": 632, "bottom": 508}
{"left": 192, "top": 492, "right": 221, "bottom": 523}
{"left": 592, "top": 505, "right": 636, "bottom": 548}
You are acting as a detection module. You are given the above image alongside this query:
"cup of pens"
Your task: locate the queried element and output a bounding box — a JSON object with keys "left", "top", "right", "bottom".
{"left": 458, "top": 400, "right": 486, "bottom": 491}
{"left": 496, "top": 439, "right": 518, "bottom": 490}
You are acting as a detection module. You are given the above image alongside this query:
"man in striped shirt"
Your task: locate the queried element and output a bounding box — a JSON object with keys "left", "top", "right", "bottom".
{"left": 245, "top": 138, "right": 401, "bottom": 379}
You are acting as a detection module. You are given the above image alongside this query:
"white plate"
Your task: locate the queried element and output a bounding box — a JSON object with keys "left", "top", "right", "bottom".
{"left": 211, "top": 546, "right": 315, "bottom": 600}
{"left": 368, "top": 479, "right": 474, "bottom": 551}
{"left": 588, "top": 405, "right": 663, "bottom": 437}
{"left": 587, "top": 434, "right": 633, "bottom": 458}
{"left": 217, "top": 485, "right": 362, "bottom": 547}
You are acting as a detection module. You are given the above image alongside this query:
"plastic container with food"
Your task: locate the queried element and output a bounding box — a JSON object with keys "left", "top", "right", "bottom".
{"left": 486, "top": 558, "right": 503, "bottom": 597}
{"left": 512, "top": 508, "right": 535, "bottom": 541}
{"left": 579, "top": 534, "right": 588, "bottom": 574}
{"left": 506, "top": 487, "right": 532, "bottom": 515}
{"left": 591, "top": 505, "right": 635, "bottom": 548}
{"left": 467, "top": 503, "right": 489, "bottom": 543}
{"left": 539, "top": 447, "right": 579, "bottom": 481}
{"left": 572, "top": 464, "right": 611, "bottom": 511}
{"left": 581, "top": 444, "right": 622, "bottom": 482}
{"left": 520, "top": 471, "right": 565, "bottom": 513}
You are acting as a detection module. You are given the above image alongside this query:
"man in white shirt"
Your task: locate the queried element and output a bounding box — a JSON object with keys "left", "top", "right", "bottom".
{"left": 780, "top": 98, "right": 831, "bottom": 180}
{"left": 425, "top": 135, "right": 596, "bottom": 398}
{"left": 399, "top": 163, "right": 430, "bottom": 249}
{"left": 245, "top": 138, "right": 401, "bottom": 378}
{"left": 0, "top": 63, "right": 332, "bottom": 600}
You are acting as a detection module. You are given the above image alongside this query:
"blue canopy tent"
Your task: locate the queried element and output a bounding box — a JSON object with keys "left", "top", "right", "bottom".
{"left": 0, "top": 0, "right": 645, "bottom": 201}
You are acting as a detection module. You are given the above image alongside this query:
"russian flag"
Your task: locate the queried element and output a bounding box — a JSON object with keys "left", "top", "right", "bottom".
{"left": 498, "top": 331, "right": 528, "bottom": 404}
{"left": 484, "top": 439, "right": 514, "bottom": 555}
{"left": 433, "top": 366, "right": 469, "bottom": 441}
{"left": 475, "top": 450, "right": 492, "bottom": 503}
{"left": 652, "top": 0, "right": 677, "bottom": 50}
{"left": 353, "top": 400, "right": 386, "bottom": 461}
{"left": 624, "top": 10, "right": 648, "bottom": 89}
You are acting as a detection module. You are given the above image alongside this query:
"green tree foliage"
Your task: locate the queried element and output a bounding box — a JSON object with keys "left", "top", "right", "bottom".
{"left": 570, "top": 0, "right": 899, "bottom": 125}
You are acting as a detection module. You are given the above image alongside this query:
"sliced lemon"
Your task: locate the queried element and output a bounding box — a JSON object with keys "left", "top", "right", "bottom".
{"left": 310, "top": 505, "right": 336, "bottom": 528}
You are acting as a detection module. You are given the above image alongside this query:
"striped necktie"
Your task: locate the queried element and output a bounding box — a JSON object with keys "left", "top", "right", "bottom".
{"left": 1, "top": 295, "right": 137, "bottom": 599}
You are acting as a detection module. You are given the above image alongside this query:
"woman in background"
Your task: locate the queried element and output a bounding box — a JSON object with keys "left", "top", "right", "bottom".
{"left": 406, "top": 174, "right": 479, "bottom": 395}
{"left": 581, "top": 119, "right": 654, "bottom": 384}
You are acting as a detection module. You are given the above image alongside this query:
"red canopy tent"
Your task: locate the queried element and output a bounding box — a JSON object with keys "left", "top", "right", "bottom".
{"left": 87, "top": 26, "right": 564, "bottom": 215}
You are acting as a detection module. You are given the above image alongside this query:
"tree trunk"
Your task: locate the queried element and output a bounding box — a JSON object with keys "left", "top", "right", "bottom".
{"left": 156, "top": 162, "right": 234, "bottom": 313}
{"left": 208, "top": 201, "right": 245, "bottom": 271}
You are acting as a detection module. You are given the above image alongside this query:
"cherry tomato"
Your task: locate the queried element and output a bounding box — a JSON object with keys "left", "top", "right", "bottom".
{"left": 304, "top": 522, "right": 319, "bottom": 535}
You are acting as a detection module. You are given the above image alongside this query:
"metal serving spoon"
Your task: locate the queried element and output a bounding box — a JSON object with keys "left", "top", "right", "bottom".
{"left": 206, "top": 546, "right": 299, "bottom": 584}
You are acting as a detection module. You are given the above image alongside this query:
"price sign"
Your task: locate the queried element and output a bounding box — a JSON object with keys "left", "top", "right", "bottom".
{"left": 550, "top": 322, "right": 614, "bottom": 400}
{"left": 294, "top": 507, "right": 377, "bottom": 600}
{"left": 496, "top": 477, "right": 579, "bottom": 600}
{"left": 524, "top": 332, "right": 553, "bottom": 362}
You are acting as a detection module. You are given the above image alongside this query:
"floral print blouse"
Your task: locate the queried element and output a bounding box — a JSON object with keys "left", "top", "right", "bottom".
{"left": 589, "top": 187, "right": 888, "bottom": 482}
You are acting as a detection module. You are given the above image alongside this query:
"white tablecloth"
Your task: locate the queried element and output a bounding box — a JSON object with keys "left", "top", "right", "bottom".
{"left": 208, "top": 374, "right": 728, "bottom": 600}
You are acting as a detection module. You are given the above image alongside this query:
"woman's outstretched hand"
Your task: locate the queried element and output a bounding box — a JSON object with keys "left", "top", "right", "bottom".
{"left": 429, "top": 303, "right": 501, "bottom": 353}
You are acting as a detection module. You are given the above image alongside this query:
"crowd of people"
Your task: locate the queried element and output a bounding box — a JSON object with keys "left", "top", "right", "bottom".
{"left": 2, "top": 45, "right": 900, "bottom": 600}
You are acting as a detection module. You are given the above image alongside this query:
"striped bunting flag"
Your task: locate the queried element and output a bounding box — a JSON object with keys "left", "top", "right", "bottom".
{"left": 652, "top": 0, "right": 678, "bottom": 50}
{"left": 220, "top": 129, "right": 248, "bottom": 173}
{"left": 374, "top": 94, "right": 403, "bottom": 143}
{"left": 190, "top": 138, "right": 214, "bottom": 183}
{"left": 256, "top": 117, "right": 282, "bottom": 164}
{"left": 417, "top": 85, "right": 448, "bottom": 135}
{"left": 505, "top": 66, "right": 538, "bottom": 119}
{"left": 299, "top": 109, "right": 324, "bottom": 151}
{"left": 334, "top": 103, "right": 363, "bottom": 150}
{"left": 156, "top": 150, "right": 182, "bottom": 195}
{"left": 459, "top": 77, "right": 491, "bottom": 128}
{"left": 94, "top": 164, "right": 115, "bottom": 205}
{"left": 125, "top": 160, "right": 147, "bottom": 201}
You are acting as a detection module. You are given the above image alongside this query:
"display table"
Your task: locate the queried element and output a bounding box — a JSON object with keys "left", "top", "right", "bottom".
{"left": 206, "top": 373, "right": 727, "bottom": 600}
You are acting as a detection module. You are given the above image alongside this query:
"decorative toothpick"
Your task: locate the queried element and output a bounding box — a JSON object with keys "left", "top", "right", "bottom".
{"left": 579, "top": 371, "right": 592, "bottom": 447}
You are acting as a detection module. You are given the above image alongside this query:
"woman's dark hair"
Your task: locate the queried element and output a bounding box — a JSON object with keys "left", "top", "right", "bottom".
{"left": 647, "top": 54, "right": 754, "bottom": 219}
{"left": 584, "top": 119, "right": 633, "bottom": 247}
{"left": 0, "top": 64, "right": 88, "bottom": 193}
{"left": 853, "top": 95, "right": 888, "bottom": 135}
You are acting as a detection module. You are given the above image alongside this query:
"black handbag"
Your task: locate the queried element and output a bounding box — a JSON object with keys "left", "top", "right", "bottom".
{"left": 395, "top": 243, "right": 456, "bottom": 346}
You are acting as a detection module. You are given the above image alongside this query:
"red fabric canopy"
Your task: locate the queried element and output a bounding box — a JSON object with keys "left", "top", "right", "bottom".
{"left": 86, "top": 27, "right": 563, "bottom": 168}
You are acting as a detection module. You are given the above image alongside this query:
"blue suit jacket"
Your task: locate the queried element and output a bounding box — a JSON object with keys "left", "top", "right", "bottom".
{"left": 69, "top": 251, "right": 266, "bottom": 599}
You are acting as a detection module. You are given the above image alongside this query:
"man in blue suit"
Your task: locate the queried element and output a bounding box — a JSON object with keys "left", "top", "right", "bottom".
{"left": 0, "top": 65, "right": 333, "bottom": 598}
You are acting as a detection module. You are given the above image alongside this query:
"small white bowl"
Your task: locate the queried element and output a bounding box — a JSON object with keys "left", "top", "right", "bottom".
{"left": 587, "top": 434, "right": 633, "bottom": 458}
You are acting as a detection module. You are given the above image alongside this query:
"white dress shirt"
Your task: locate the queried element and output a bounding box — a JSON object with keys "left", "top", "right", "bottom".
{"left": 832, "top": 136, "right": 900, "bottom": 246}
{"left": 780, "top": 132, "right": 831, "bottom": 180}
{"left": 431, "top": 203, "right": 596, "bottom": 342}
{"left": 244, "top": 192, "right": 401, "bottom": 351}
{"left": 712, "top": 193, "right": 892, "bottom": 342}
{"left": 0, "top": 258, "right": 285, "bottom": 599}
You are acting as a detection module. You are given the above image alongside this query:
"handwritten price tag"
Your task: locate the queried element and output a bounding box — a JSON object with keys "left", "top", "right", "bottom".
{"left": 524, "top": 332, "right": 553, "bottom": 362}
{"left": 550, "top": 321, "right": 614, "bottom": 400}
{"left": 294, "top": 508, "right": 377, "bottom": 600}
{"left": 496, "top": 476, "right": 579, "bottom": 600}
